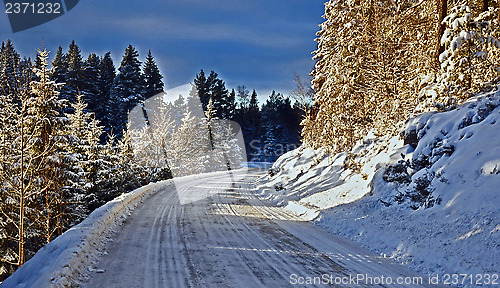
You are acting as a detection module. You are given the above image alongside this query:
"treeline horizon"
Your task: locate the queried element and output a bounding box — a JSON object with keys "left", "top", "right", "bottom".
{"left": 3, "top": 38, "right": 303, "bottom": 160}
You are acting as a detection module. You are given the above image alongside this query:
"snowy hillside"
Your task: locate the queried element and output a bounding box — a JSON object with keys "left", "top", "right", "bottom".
{"left": 257, "top": 88, "right": 500, "bottom": 280}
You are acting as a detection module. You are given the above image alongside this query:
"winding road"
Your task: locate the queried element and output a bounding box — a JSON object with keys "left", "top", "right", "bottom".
{"left": 83, "top": 170, "right": 433, "bottom": 287}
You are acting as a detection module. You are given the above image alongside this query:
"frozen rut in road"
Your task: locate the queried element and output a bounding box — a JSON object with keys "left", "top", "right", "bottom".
{"left": 83, "top": 170, "right": 432, "bottom": 287}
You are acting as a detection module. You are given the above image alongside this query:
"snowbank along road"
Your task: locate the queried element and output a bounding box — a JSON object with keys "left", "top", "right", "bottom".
{"left": 83, "top": 169, "right": 434, "bottom": 287}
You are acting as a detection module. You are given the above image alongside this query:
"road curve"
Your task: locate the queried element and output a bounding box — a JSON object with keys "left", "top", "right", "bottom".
{"left": 83, "top": 170, "right": 433, "bottom": 288}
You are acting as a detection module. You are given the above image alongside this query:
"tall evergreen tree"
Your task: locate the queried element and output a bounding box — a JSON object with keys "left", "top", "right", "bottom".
{"left": 110, "top": 45, "right": 145, "bottom": 137}
{"left": 191, "top": 70, "right": 229, "bottom": 119}
{"left": 207, "top": 71, "right": 229, "bottom": 119}
{"left": 243, "top": 90, "right": 261, "bottom": 160}
{"left": 29, "top": 49, "right": 67, "bottom": 246}
{"left": 249, "top": 90, "right": 259, "bottom": 113}
{"left": 187, "top": 83, "right": 204, "bottom": 117}
{"left": 0, "top": 40, "right": 20, "bottom": 96}
{"left": 50, "top": 46, "right": 66, "bottom": 84}
{"left": 82, "top": 53, "right": 100, "bottom": 114}
{"left": 63, "top": 40, "right": 84, "bottom": 107}
{"left": 0, "top": 48, "right": 66, "bottom": 269}
{"left": 0, "top": 80, "right": 18, "bottom": 278}
{"left": 192, "top": 69, "right": 209, "bottom": 106}
{"left": 259, "top": 91, "right": 301, "bottom": 162}
{"left": 236, "top": 85, "right": 250, "bottom": 110}
{"left": 97, "top": 52, "right": 116, "bottom": 135}
{"left": 227, "top": 88, "right": 236, "bottom": 120}
{"left": 143, "top": 50, "right": 164, "bottom": 100}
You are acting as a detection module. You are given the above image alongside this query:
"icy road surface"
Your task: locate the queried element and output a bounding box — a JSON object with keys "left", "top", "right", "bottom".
{"left": 83, "top": 170, "right": 432, "bottom": 287}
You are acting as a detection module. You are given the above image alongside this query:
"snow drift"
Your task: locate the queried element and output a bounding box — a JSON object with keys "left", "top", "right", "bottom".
{"left": 258, "top": 87, "right": 500, "bottom": 280}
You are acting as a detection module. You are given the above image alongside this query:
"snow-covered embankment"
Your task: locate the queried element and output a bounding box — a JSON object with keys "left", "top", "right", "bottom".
{"left": 1, "top": 181, "right": 170, "bottom": 288}
{"left": 257, "top": 89, "right": 500, "bottom": 279}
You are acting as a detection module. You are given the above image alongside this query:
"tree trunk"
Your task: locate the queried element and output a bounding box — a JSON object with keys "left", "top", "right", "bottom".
{"left": 435, "top": 0, "right": 448, "bottom": 68}
{"left": 18, "top": 113, "right": 25, "bottom": 268}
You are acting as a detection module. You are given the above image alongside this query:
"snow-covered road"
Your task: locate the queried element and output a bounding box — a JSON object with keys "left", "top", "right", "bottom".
{"left": 82, "top": 170, "right": 433, "bottom": 287}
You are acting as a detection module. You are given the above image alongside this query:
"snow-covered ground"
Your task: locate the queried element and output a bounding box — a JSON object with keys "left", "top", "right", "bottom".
{"left": 257, "top": 88, "right": 500, "bottom": 285}
{"left": 78, "top": 170, "right": 432, "bottom": 288}
{"left": 2, "top": 169, "right": 437, "bottom": 288}
{"left": 0, "top": 181, "right": 171, "bottom": 288}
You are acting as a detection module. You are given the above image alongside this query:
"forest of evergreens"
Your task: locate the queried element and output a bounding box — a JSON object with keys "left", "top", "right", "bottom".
{"left": 0, "top": 40, "right": 302, "bottom": 278}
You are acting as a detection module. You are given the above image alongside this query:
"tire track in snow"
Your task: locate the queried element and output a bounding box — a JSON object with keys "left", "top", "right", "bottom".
{"left": 83, "top": 170, "right": 435, "bottom": 288}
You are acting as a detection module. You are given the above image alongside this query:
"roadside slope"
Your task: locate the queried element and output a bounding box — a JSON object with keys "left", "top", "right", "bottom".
{"left": 0, "top": 181, "right": 170, "bottom": 288}
{"left": 258, "top": 88, "right": 500, "bottom": 280}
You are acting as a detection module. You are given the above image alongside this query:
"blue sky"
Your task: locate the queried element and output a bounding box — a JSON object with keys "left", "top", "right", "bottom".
{"left": 0, "top": 0, "right": 325, "bottom": 99}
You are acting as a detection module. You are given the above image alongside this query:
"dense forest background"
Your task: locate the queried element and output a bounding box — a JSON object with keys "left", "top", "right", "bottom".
{"left": 302, "top": 0, "right": 500, "bottom": 153}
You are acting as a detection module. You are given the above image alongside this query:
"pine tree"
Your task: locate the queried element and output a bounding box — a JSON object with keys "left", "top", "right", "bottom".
{"left": 66, "top": 41, "right": 83, "bottom": 76}
{"left": 227, "top": 88, "right": 236, "bottom": 119}
{"left": 0, "top": 48, "right": 64, "bottom": 268}
{"left": 82, "top": 53, "right": 100, "bottom": 114}
{"left": 249, "top": 90, "right": 258, "bottom": 113}
{"left": 97, "top": 52, "right": 116, "bottom": 136}
{"left": 64, "top": 95, "right": 103, "bottom": 218}
{"left": 50, "top": 46, "right": 67, "bottom": 85}
{"left": 187, "top": 83, "right": 204, "bottom": 117}
{"left": 191, "top": 70, "right": 229, "bottom": 118}
{"left": 172, "top": 94, "right": 187, "bottom": 121}
{"left": 236, "top": 85, "right": 250, "bottom": 110}
{"left": 303, "top": 0, "right": 436, "bottom": 152}
{"left": 29, "top": 49, "right": 67, "bottom": 245}
{"left": 192, "top": 69, "right": 209, "bottom": 107}
{"left": 0, "top": 86, "right": 18, "bottom": 278}
{"left": 260, "top": 92, "right": 300, "bottom": 162}
{"left": 0, "top": 40, "right": 20, "bottom": 96}
{"left": 438, "top": 5, "right": 500, "bottom": 103}
{"left": 207, "top": 71, "right": 229, "bottom": 119}
{"left": 33, "top": 51, "right": 43, "bottom": 71}
{"left": 110, "top": 45, "right": 145, "bottom": 137}
{"left": 63, "top": 41, "right": 84, "bottom": 106}
{"left": 246, "top": 90, "right": 261, "bottom": 158}
{"left": 143, "top": 50, "right": 164, "bottom": 100}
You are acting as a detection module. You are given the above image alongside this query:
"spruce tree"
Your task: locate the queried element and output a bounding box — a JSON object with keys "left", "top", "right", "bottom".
{"left": 110, "top": 45, "right": 145, "bottom": 137}
{"left": 143, "top": 50, "right": 164, "bottom": 100}
{"left": 249, "top": 90, "right": 259, "bottom": 113}
{"left": 82, "top": 53, "right": 100, "bottom": 114}
{"left": 50, "top": 46, "right": 67, "bottom": 84}
{"left": 191, "top": 70, "right": 229, "bottom": 118}
{"left": 0, "top": 84, "right": 18, "bottom": 278}
{"left": 207, "top": 70, "right": 229, "bottom": 118}
{"left": 0, "top": 40, "right": 20, "bottom": 96}
{"left": 0, "top": 48, "right": 64, "bottom": 268}
{"left": 187, "top": 83, "right": 204, "bottom": 117}
{"left": 192, "top": 69, "right": 209, "bottom": 107}
{"left": 227, "top": 88, "right": 236, "bottom": 119}
{"left": 260, "top": 91, "right": 300, "bottom": 162}
{"left": 247, "top": 90, "right": 261, "bottom": 143}
{"left": 63, "top": 40, "right": 84, "bottom": 107}
{"left": 97, "top": 52, "right": 116, "bottom": 135}
{"left": 64, "top": 95, "right": 102, "bottom": 218}
{"left": 29, "top": 49, "right": 67, "bottom": 245}
{"left": 236, "top": 85, "right": 250, "bottom": 110}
